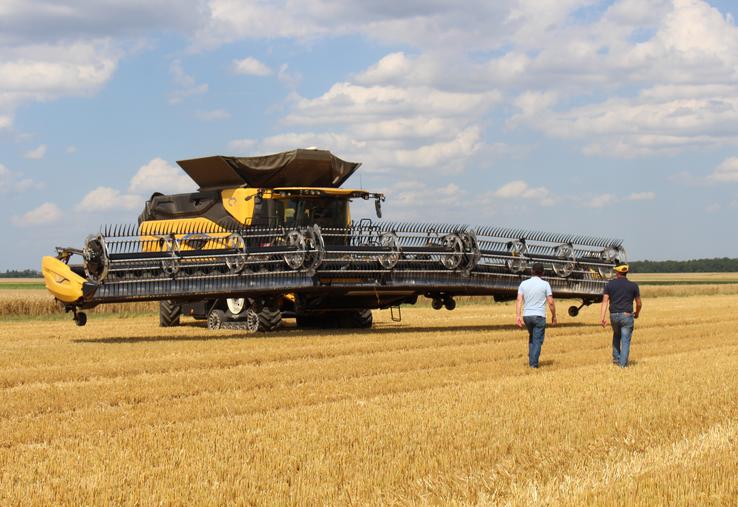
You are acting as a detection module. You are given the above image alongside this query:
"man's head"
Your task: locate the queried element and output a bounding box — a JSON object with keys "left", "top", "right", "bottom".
{"left": 531, "top": 262, "right": 544, "bottom": 276}
{"left": 613, "top": 263, "right": 629, "bottom": 277}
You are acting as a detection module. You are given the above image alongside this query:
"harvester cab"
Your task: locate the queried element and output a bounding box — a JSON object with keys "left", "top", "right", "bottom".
{"left": 42, "top": 148, "right": 626, "bottom": 332}
{"left": 139, "top": 149, "right": 383, "bottom": 230}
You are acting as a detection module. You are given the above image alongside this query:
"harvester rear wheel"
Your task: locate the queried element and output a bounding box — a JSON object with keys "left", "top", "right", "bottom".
{"left": 258, "top": 305, "right": 282, "bottom": 332}
{"left": 159, "top": 300, "right": 181, "bottom": 327}
{"left": 342, "top": 309, "right": 373, "bottom": 329}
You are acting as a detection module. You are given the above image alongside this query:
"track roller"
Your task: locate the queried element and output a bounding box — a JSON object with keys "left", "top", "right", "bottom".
{"left": 207, "top": 309, "right": 226, "bottom": 330}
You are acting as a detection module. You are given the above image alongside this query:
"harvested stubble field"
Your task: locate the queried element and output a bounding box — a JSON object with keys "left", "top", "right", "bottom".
{"left": 0, "top": 279, "right": 736, "bottom": 505}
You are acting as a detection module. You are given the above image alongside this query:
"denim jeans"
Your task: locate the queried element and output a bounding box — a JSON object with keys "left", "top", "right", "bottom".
{"left": 611, "top": 312, "right": 635, "bottom": 367}
{"left": 523, "top": 315, "right": 546, "bottom": 367}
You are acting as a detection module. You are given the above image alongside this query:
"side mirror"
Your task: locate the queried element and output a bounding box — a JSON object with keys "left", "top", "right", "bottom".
{"left": 375, "top": 197, "right": 382, "bottom": 219}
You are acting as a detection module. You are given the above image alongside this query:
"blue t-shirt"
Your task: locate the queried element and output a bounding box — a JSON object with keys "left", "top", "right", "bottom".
{"left": 604, "top": 277, "right": 640, "bottom": 313}
{"left": 518, "top": 276, "right": 552, "bottom": 317}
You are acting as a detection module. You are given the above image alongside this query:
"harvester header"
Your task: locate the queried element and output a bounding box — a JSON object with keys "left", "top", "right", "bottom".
{"left": 42, "top": 148, "right": 626, "bottom": 331}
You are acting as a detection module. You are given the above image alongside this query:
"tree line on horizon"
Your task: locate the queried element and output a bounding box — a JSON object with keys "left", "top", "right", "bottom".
{"left": 3, "top": 258, "right": 738, "bottom": 278}
{"left": 628, "top": 257, "right": 738, "bottom": 273}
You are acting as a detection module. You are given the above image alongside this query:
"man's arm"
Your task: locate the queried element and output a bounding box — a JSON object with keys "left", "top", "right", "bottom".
{"left": 634, "top": 296, "right": 642, "bottom": 318}
{"left": 515, "top": 293, "right": 524, "bottom": 328}
{"left": 547, "top": 295, "right": 557, "bottom": 326}
{"left": 600, "top": 294, "right": 610, "bottom": 327}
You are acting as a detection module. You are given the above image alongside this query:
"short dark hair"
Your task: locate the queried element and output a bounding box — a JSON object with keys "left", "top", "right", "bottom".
{"left": 531, "top": 262, "right": 544, "bottom": 276}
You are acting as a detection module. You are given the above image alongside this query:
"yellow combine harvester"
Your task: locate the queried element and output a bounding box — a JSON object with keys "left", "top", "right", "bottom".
{"left": 42, "top": 148, "right": 626, "bottom": 332}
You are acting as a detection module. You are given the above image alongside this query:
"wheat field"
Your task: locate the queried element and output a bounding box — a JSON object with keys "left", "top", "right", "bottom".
{"left": 0, "top": 282, "right": 736, "bottom": 505}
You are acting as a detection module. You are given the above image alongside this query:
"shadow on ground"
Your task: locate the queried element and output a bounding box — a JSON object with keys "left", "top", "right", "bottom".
{"left": 73, "top": 321, "right": 594, "bottom": 344}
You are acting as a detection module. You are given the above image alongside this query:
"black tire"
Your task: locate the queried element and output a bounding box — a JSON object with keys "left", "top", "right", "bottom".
{"left": 74, "top": 312, "right": 87, "bottom": 327}
{"left": 342, "top": 309, "right": 373, "bottom": 329}
{"left": 258, "top": 305, "right": 282, "bottom": 332}
{"left": 159, "top": 300, "right": 181, "bottom": 327}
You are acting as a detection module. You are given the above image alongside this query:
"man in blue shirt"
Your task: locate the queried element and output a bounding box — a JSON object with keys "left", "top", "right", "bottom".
{"left": 600, "top": 263, "right": 642, "bottom": 367}
{"left": 516, "top": 262, "right": 557, "bottom": 368}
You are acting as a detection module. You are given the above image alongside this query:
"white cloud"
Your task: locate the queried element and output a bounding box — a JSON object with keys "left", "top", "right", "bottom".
{"left": 74, "top": 158, "right": 194, "bottom": 214}
{"left": 0, "top": 115, "right": 12, "bottom": 129}
{"left": 0, "top": 163, "right": 42, "bottom": 192}
{"left": 0, "top": 40, "right": 119, "bottom": 114}
{"left": 354, "top": 52, "right": 413, "bottom": 85}
{"left": 518, "top": 89, "right": 738, "bottom": 157}
{"left": 192, "top": 0, "right": 559, "bottom": 52}
{"left": 512, "top": 91, "right": 558, "bottom": 119}
{"left": 24, "top": 144, "right": 47, "bottom": 160}
{"left": 232, "top": 57, "right": 272, "bottom": 76}
{"left": 12, "top": 202, "right": 61, "bottom": 226}
{"left": 577, "top": 191, "right": 655, "bottom": 208}
{"left": 77, "top": 186, "right": 141, "bottom": 212}
{"left": 708, "top": 157, "right": 738, "bottom": 182}
{"left": 372, "top": 179, "right": 469, "bottom": 222}
{"left": 238, "top": 127, "right": 482, "bottom": 172}
{"left": 705, "top": 202, "right": 721, "bottom": 213}
{"left": 227, "top": 138, "right": 257, "bottom": 153}
{"left": 583, "top": 193, "right": 618, "bottom": 208}
{"left": 200, "top": 0, "right": 738, "bottom": 160}
{"left": 625, "top": 191, "right": 656, "bottom": 201}
{"left": 168, "top": 59, "right": 207, "bottom": 104}
{"left": 276, "top": 63, "right": 301, "bottom": 89}
{"left": 128, "top": 157, "right": 194, "bottom": 194}
{"left": 285, "top": 83, "right": 500, "bottom": 126}
{"left": 382, "top": 127, "right": 482, "bottom": 170}
{"left": 0, "top": 1, "right": 206, "bottom": 45}
{"left": 244, "top": 77, "right": 502, "bottom": 174}
{"left": 503, "top": 1, "right": 738, "bottom": 156}
{"left": 494, "top": 180, "right": 556, "bottom": 206}
{"left": 195, "top": 109, "right": 230, "bottom": 121}
{"left": 390, "top": 180, "right": 463, "bottom": 208}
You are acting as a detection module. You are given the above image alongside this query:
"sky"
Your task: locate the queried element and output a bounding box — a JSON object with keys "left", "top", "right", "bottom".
{"left": 1, "top": 0, "right": 738, "bottom": 269}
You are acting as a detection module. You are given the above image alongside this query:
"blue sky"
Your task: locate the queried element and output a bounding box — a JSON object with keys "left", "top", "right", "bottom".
{"left": 1, "top": 0, "right": 738, "bottom": 269}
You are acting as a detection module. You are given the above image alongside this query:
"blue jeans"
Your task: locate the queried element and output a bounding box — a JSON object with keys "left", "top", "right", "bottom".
{"left": 523, "top": 316, "right": 546, "bottom": 367}
{"left": 611, "top": 312, "right": 635, "bottom": 367}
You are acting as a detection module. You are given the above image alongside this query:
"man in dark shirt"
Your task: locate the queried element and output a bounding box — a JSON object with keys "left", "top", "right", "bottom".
{"left": 600, "top": 263, "right": 642, "bottom": 367}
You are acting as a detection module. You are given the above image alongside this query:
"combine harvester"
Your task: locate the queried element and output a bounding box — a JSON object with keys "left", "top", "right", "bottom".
{"left": 42, "top": 149, "right": 626, "bottom": 332}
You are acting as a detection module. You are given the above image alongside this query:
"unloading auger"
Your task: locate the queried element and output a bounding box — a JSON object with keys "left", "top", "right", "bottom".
{"left": 41, "top": 149, "right": 626, "bottom": 331}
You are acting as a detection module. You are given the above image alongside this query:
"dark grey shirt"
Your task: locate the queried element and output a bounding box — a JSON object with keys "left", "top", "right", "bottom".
{"left": 604, "top": 277, "right": 640, "bottom": 313}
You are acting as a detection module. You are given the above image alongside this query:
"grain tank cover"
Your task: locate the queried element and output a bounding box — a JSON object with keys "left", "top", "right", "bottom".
{"left": 177, "top": 149, "right": 361, "bottom": 190}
